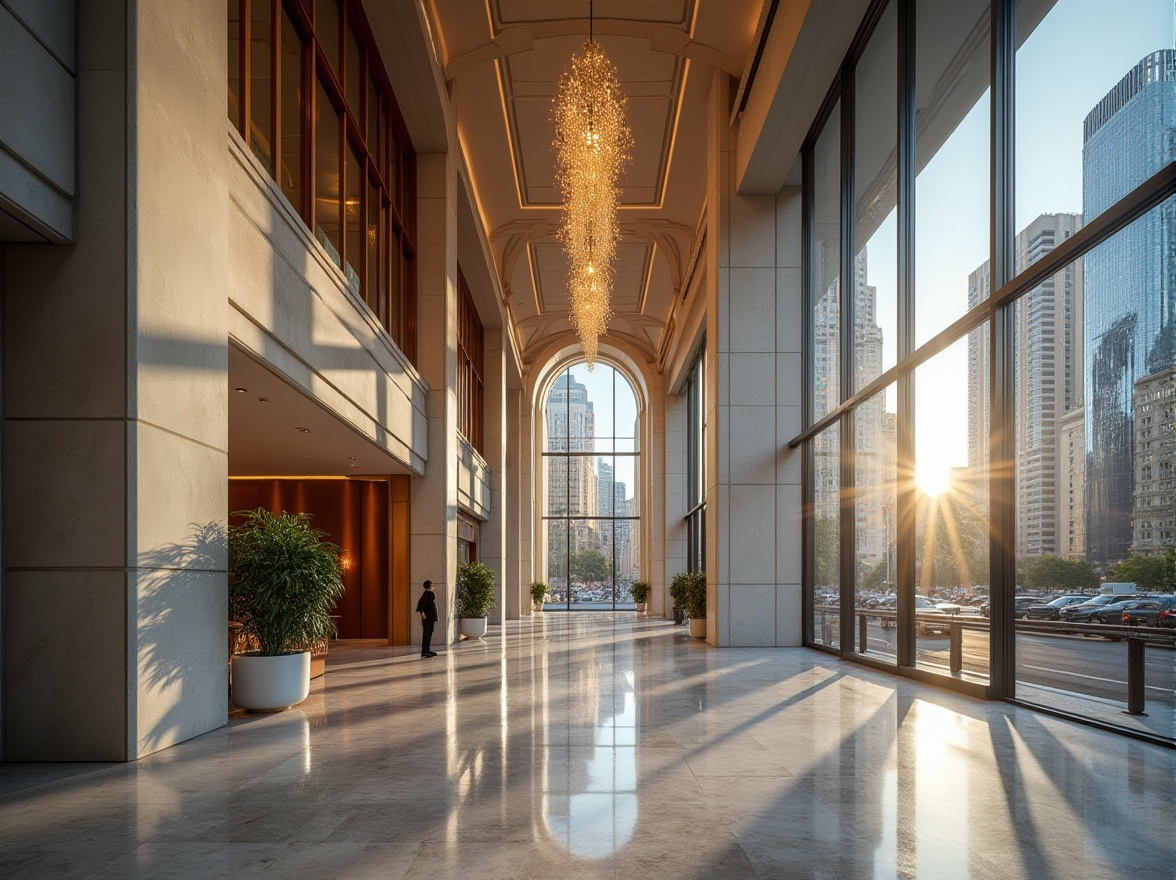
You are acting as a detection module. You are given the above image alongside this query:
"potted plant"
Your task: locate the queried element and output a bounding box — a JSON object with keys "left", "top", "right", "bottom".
{"left": 530, "top": 581, "right": 550, "bottom": 612}
{"left": 457, "top": 561, "right": 496, "bottom": 639}
{"left": 670, "top": 571, "right": 707, "bottom": 639}
{"left": 630, "top": 580, "right": 650, "bottom": 613}
{"left": 228, "top": 509, "right": 344, "bottom": 711}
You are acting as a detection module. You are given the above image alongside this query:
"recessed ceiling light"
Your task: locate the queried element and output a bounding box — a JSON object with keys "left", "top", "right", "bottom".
{"left": 234, "top": 387, "right": 247, "bottom": 393}
{"left": 296, "top": 427, "right": 310, "bottom": 433}
{"left": 348, "top": 456, "right": 357, "bottom": 460}
{"left": 257, "top": 397, "right": 270, "bottom": 403}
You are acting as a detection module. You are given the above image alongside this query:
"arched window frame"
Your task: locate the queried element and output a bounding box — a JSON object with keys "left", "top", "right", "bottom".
{"left": 537, "top": 359, "right": 645, "bottom": 610}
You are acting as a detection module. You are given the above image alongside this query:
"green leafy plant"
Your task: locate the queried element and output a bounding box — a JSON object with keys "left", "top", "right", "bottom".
{"left": 457, "top": 561, "right": 497, "bottom": 618}
{"left": 530, "top": 581, "right": 550, "bottom": 604}
{"left": 669, "top": 571, "right": 706, "bottom": 619}
{"left": 228, "top": 509, "right": 345, "bottom": 656}
{"left": 629, "top": 580, "right": 650, "bottom": 604}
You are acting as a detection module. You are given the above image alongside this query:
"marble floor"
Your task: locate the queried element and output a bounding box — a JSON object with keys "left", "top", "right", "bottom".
{"left": 1, "top": 613, "right": 1173, "bottom": 879}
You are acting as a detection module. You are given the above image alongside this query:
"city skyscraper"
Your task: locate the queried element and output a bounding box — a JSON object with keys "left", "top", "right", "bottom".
{"left": 1060, "top": 406, "right": 1087, "bottom": 559}
{"left": 545, "top": 372, "right": 599, "bottom": 590}
{"left": 1130, "top": 366, "right": 1176, "bottom": 552}
{"left": 968, "top": 213, "right": 1084, "bottom": 560}
{"left": 814, "top": 251, "right": 892, "bottom": 572}
{"left": 1083, "top": 50, "right": 1176, "bottom": 566}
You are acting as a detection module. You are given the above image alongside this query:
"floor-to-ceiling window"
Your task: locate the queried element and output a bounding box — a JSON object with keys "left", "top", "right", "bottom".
{"left": 542, "top": 364, "right": 642, "bottom": 609}
{"left": 684, "top": 348, "right": 706, "bottom": 574}
{"left": 796, "top": 0, "right": 1176, "bottom": 742}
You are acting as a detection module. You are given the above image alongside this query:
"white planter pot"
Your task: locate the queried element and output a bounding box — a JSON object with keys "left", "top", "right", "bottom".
{"left": 460, "top": 617, "right": 488, "bottom": 639}
{"left": 231, "top": 651, "right": 311, "bottom": 711}
{"left": 689, "top": 617, "right": 707, "bottom": 639}
{"left": 634, "top": 603, "right": 647, "bottom": 613}
{"left": 533, "top": 602, "right": 544, "bottom": 612}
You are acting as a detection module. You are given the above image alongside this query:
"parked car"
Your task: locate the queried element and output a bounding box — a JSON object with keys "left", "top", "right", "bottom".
{"left": 1088, "top": 599, "right": 1154, "bottom": 625}
{"left": 1121, "top": 596, "right": 1176, "bottom": 628}
{"left": 1025, "top": 595, "right": 1089, "bottom": 620}
{"left": 1014, "top": 596, "right": 1044, "bottom": 619}
{"left": 915, "top": 596, "right": 950, "bottom": 635}
{"left": 1060, "top": 595, "right": 1140, "bottom": 622}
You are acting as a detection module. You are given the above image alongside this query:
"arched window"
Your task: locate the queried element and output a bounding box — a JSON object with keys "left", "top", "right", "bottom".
{"left": 542, "top": 363, "right": 641, "bottom": 609}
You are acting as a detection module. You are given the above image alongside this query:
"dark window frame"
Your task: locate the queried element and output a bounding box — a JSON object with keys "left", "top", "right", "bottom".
{"left": 457, "top": 270, "right": 485, "bottom": 454}
{"left": 791, "top": 0, "right": 1176, "bottom": 740}
{"left": 684, "top": 345, "right": 707, "bottom": 574}
{"left": 228, "top": 0, "right": 417, "bottom": 363}
{"left": 541, "top": 365, "right": 643, "bottom": 611}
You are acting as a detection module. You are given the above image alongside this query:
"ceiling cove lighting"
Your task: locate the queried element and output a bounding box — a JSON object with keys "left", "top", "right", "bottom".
{"left": 553, "top": 1, "right": 631, "bottom": 367}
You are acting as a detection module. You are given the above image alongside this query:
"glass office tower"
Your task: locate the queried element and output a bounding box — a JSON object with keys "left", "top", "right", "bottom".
{"left": 1082, "top": 50, "right": 1176, "bottom": 568}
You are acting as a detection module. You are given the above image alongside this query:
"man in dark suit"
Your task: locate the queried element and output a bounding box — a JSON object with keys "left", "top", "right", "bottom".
{"left": 416, "top": 580, "right": 438, "bottom": 658}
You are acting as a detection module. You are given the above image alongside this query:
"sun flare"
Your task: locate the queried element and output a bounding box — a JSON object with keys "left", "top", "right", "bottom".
{"left": 916, "top": 461, "right": 953, "bottom": 496}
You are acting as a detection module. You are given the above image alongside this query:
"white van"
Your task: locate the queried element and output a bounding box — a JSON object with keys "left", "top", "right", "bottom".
{"left": 1100, "top": 582, "right": 1138, "bottom": 595}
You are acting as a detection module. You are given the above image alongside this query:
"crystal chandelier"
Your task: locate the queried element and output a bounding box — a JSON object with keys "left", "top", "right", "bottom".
{"left": 553, "top": 4, "right": 631, "bottom": 367}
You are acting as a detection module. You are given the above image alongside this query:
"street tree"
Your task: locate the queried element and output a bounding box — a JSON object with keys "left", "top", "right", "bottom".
{"left": 1024, "top": 554, "right": 1099, "bottom": 590}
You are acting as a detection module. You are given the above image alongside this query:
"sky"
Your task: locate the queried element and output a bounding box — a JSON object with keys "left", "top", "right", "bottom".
{"left": 861, "top": 0, "right": 1173, "bottom": 484}
{"left": 563, "top": 365, "right": 639, "bottom": 498}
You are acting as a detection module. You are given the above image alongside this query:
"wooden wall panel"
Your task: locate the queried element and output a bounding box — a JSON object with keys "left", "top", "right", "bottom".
{"left": 229, "top": 478, "right": 392, "bottom": 640}
{"left": 390, "top": 475, "right": 411, "bottom": 645}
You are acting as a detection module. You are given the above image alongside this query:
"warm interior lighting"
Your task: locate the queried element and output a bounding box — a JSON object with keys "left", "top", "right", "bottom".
{"left": 553, "top": 9, "right": 632, "bottom": 368}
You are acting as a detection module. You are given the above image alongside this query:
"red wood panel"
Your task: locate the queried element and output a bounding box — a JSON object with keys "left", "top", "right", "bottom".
{"left": 228, "top": 478, "right": 389, "bottom": 640}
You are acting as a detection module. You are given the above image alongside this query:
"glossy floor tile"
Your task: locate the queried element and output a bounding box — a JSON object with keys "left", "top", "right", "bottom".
{"left": 1, "top": 613, "right": 1173, "bottom": 879}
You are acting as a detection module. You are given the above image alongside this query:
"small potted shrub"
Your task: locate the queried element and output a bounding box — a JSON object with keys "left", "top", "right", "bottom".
{"left": 457, "top": 561, "right": 496, "bottom": 639}
{"left": 229, "top": 509, "right": 344, "bottom": 711}
{"left": 530, "top": 581, "right": 550, "bottom": 612}
{"left": 670, "top": 571, "right": 707, "bottom": 639}
{"left": 630, "top": 580, "right": 650, "bottom": 613}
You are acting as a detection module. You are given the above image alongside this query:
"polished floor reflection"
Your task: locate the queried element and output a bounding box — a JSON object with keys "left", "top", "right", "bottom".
{"left": 1, "top": 613, "right": 1172, "bottom": 879}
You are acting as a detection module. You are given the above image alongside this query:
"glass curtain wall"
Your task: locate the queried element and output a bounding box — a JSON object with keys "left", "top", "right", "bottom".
{"left": 543, "top": 364, "right": 641, "bottom": 609}
{"left": 798, "top": 0, "right": 1176, "bottom": 740}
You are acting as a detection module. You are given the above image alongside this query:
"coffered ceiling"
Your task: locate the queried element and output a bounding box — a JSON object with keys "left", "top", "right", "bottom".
{"left": 425, "top": 0, "right": 763, "bottom": 366}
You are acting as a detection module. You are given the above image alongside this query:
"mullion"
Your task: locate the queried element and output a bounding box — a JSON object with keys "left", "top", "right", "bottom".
{"left": 895, "top": 0, "right": 916, "bottom": 667}
{"left": 989, "top": 0, "right": 1017, "bottom": 698}
{"left": 839, "top": 61, "right": 857, "bottom": 654}
{"left": 240, "top": 0, "right": 251, "bottom": 138}
{"left": 801, "top": 142, "right": 816, "bottom": 645}
{"left": 566, "top": 368, "right": 571, "bottom": 608}
{"left": 270, "top": 0, "right": 280, "bottom": 180}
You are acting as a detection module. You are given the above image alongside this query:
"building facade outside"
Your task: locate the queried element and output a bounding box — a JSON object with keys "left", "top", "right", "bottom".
{"left": 1083, "top": 50, "right": 1176, "bottom": 568}
{"left": 1130, "top": 366, "right": 1176, "bottom": 552}
{"left": 1060, "top": 405, "right": 1088, "bottom": 559}
{"left": 969, "top": 213, "right": 1084, "bottom": 561}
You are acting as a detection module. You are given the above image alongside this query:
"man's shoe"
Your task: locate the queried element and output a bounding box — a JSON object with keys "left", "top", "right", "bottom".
{"left": 426, "top": 651, "right": 438, "bottom": 657}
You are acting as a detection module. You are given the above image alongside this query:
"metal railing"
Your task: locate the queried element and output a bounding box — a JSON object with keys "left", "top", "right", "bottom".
{"left": 814, "top": 605, "right": 1175, "bottom": 716}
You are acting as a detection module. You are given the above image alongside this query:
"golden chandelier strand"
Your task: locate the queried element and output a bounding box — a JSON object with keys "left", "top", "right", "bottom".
{"left": 553, "top": 37, "right": 632, "bottom": 367}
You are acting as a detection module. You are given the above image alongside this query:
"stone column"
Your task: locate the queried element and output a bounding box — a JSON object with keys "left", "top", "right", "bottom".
{"left": 520, "top": 391, "right": 534, "bottom": 609}
{"left": 411, "top": 152, "right": 459, "bottom": 645}
{"left": 481, "top": 326, "right": 507, "bottom": 625}
{"left": 504, "top": 385, "right": 523, "bottom": 620}
{"left": 705, "top": 70, "right": 804, "bottom": 646}
{"left": 3, "top": 0, "right": 229, "bottom": 760}
{"left": 663, "top": 391, "right": 687, "bottom": 617}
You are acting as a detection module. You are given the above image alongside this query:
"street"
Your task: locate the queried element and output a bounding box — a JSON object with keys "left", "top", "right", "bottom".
{"left": 851, "top": 619, "right": 1175, "bottom": 704}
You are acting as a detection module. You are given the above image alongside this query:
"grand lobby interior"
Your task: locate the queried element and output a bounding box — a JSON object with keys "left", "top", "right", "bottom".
{"left": 1, "top": 0, "right": 1174, "bottom": 877}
